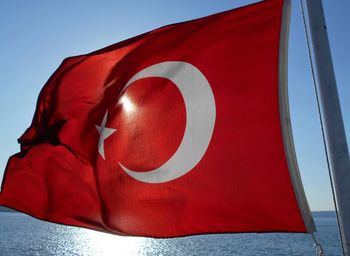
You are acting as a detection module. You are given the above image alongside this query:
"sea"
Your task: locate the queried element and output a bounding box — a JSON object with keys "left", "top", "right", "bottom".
{"left": 0, "top": 211, "right": 342, "bottom": 256}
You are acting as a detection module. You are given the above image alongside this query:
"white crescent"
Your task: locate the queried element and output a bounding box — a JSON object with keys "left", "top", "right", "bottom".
{"left": 119, "top": 61, "right": 216, "bottom": 183}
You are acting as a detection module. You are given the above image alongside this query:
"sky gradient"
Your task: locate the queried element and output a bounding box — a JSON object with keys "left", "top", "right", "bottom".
{"left": 0, "top": 0, "right": 349, "bottom": 211}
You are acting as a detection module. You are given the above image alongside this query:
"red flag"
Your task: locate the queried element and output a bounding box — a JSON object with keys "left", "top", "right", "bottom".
{"left": 0, "top": 0, "right": 315, "bottom": 237}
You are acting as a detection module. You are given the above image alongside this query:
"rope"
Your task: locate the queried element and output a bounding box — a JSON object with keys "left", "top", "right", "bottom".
{"left": 312, "top": 233, "right": 325, "bottom": 256}
{"left": 299, "top": 0, "right": 342, "bottom": 255}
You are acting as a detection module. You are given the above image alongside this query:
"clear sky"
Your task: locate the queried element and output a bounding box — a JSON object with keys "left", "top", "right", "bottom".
{"left": 0, "top": 0, "right": 349, "bottom": 211}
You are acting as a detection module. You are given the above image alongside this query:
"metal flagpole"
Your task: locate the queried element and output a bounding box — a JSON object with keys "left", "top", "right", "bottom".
{"left": 304, "top": 1, "right": 350, "bottom": 255}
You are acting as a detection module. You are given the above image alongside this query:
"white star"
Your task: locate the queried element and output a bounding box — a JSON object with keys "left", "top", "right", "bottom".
{"left": 95, "top": 111, "right": 116, "bottom": 160}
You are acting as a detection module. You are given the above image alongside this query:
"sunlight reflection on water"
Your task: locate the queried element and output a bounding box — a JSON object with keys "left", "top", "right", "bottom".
{"left": 0, "top": 213, "right": 342, "bottom": 256}
{"left": 71, "top": 229, "right": 145, "bottom": 256}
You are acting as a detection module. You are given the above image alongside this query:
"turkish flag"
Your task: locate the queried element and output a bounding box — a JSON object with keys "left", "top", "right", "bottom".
{"left": 0, "top": 0, "right": 315, "bottom": 237}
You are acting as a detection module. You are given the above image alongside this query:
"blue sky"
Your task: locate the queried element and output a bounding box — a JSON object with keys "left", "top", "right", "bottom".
{"left": 0, "top": 0, "right": 349, "bottom": 211}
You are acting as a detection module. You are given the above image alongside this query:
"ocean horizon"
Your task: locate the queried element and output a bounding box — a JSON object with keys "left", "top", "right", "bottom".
{"left": 0, "top": 208, "right": 342, "bottom": 256}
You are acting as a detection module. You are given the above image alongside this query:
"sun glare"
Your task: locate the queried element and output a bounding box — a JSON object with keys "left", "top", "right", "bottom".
{"left": 78, "top": 229, "right": 145, "bottom": 256}
{"left": 120, "top": 96, "right": 134, "bottom": 113}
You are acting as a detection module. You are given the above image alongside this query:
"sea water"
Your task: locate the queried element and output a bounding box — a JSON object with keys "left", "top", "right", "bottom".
{"left": 0, "top": 212, "right": 342, "bottom": 256}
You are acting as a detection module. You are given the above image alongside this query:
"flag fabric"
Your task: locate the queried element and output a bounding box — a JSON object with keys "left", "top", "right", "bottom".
{"left": 0, "top": 0, "right": 315, "bottom": 237}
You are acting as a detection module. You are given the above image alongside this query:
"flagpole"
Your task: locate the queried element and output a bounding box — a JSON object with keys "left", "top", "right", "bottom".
{"left": 304, "top": 1, "right": 350, "bottom": 255}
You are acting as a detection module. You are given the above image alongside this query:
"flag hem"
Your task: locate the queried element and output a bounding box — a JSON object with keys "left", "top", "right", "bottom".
{"left": 279, "top": 0, "right": 316, "bottom": 233}
{"left": 0, "top": 203, "right": 314, "bottom": 238}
